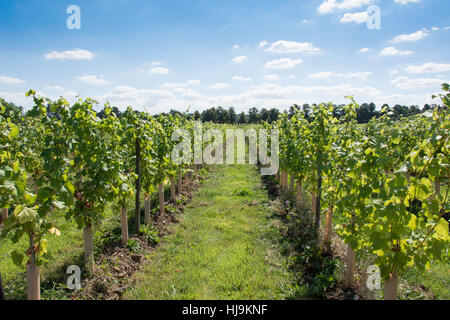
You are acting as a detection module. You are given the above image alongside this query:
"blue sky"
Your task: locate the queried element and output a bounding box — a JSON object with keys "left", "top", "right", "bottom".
{"left": 0, "top": 0, "right": 449, "bottom": 113}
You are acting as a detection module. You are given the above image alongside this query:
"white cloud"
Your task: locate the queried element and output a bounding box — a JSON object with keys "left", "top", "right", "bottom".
{"left": 44, "top": 49, "right": 94, "bottom": 60}
{"left": 358, "top": 48, "right": 370, "bottom": 53}
{"left": 432, "top": 27, "right": 439, "bottom": 31}
{"left": 263, "top": 74, "right": 280, "bottom": 81}
{"left": 150, "top": 61, "right": 162, "bottom": 66}
{"left": 77, "top": 75, "right": 110, "bottom": 85}
{"left": 406, "top": 62, "right": 450, "bottom": 74}
{"left": 301, "top": 19, "right": 310, "bottom": 23}
{"left": 160, "top": 82, "right": 188, "bottom": 90}
{"left": 445, "top": 27, "right": 450, "bottom": 31}
{"left": 0, "top": 75, "right": 26, "bottom": 84}
{"left": 232, "top": 76, "right": 252, "bottom": 81}
{"left": 259, "top": 41, "right": 269, "bottom": 48}
{"left": 187, "top": 80, "right": 200, "bottom": 85}
{"left": 45, "top": 85, "right": 65, "bottom": 91}
{"left": 318, "top": 0, "right": 373, "bottom": 14}
{"left": 209, "top": 83, "right": 230, "bottom": 89}
{"left": 233, "top": 44, "right": 240, "bottom": 49}
{"left": 394, "top": 0, "right": 420, "bottom": 5}
{"left": 97, "top": 85, "right": 175, "bottom": 109}
{"left": 232, "top": 56, "right": 247, "bottom": 63}
{"left": 391, "top": 76, "right": 448, "bottom": 90}
{"left": 161, "top": 80, "right": 201, "bottom": 90}
{"left": 309, "top": 72, "right": 343, "bottom": 79}
{"left": 379, "top": 46, "right": 413, "bottom": 56}
{"left": 265, "top": 40, "right": 321, "bottom": 54}
{"left": 149, "top": 67, "right": 170, "bottom": 75}
{"left": 391, "top": 29, "right": 428, "bottom": 43}
{"left": 340, "top": 11, "right": 368, "bottom": 24}
{"left": 264, "top": 58, "right": 303, "bottom": 70}
{"left": 347, "top": 71, "right": 372, "bottom": 79}
{"left": 308, "top": 71, "right": 371, "bottom": 79}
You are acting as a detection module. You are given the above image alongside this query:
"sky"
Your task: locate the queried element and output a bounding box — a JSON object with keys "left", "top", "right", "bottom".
{"left": 0, "top": 0, "right": 449, "bottom": 113}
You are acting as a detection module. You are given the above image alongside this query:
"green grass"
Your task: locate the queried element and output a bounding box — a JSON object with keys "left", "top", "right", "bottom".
{"left": 125, "top": 164, "right": 295, "bottom": 300}
{"left": 0, "top": 202, "right": 134, "bottom": 299}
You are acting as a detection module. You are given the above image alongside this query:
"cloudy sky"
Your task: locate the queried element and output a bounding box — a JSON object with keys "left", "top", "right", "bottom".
{"left": 1, "top": 0, "right": 449, "bottom": 113}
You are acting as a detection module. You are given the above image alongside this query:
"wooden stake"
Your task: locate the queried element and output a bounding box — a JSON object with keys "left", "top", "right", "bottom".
{"left": 384, "top": 271, "right": 398, "bottom": 300}
{"left": 281, "top": 170, "right": 288, "bottom": 190}
{"left": 289, "top": 175, "right": 295, "bottom": 193}
{"left": 83, "top": 224, "right": 94, "bottom": 270}
{"left": 344, "top": 244, "right": 356, "bottom": 288}
{"left": 0, "top": 272, "right": 5, "bottom": 300}
{"left": 295, "top": 180, "right": 303, "bottom": 211}
{"left": 144, "top": 193, "right": 151, "bottom": 225}
{"left": 323, "top": 206, "right": 334, "bottom": 252}
{"left": 178, "top": 175, "right": 183, "bottom": 194}
{"left": 135, "top": 138, "right": 141, "bottom": 230}
{"left": 121, "top": 207, "right": 129, "bottom": 245}
{"left": 26, "top": 264, "right": 40, "bottom": 300}
{"left": 170, "top": 177, "right": 176, "bottom": 201}
{"left": 435, "top": 178, "right": 440, "bottom": 196}
{"left": 311, "top": 191, "right": 317, "bottom": 216}
{"left": 27, "top": 236, "right": 40, "bottom": 300}
{"left": 0, "top": 208, "right": 8, "bottom": 227}
{"left": 159, "top": 182, "right": 164, "bottom": 215}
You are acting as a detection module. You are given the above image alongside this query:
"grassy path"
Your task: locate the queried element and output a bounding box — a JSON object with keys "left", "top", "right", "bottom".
{"left": 125, "top": 164, "right": 294, "bottom": 300}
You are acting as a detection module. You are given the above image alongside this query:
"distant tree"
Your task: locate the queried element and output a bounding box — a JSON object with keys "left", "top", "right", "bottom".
{"left": 228, "top": 107, "right": 237, "bottom": 124}
{"left": 302, "top": 104, "right": 311, "bottom": 120}
{"left": 357, "top": 102, "right": 377, "bottom": 123}
{"left": 268, "top": 108, "right": 280, "bottom": 123}
{"left": 0, "top": 98, "right": 23, "bottom": 121}
{"left": 408, "top": 105, "right": 420, "bottom": 116}
{"left": 422, "top": 104, "right": 432, "bottom": 112}
{"left": 333, "top": 104, "right": 345, "bottom": 119}
{"left": 288, "top": 105, "right": 301, "bottom": 118}
{"left": 248, "top": 107, "right": 260, "bottom": 123}
{"left": 193, "top": 110, "right": 201, "bottom": 120}
{"left": 393, "top": 104, "right": 408, "bottom": 118}
{"left": 216, "top": 106, "right": 229, "bottom": 124}
{"left": 238, "top": 111, "right": 247, "bottom": 124}
{"left": 202, "top": 107, "right": 217, "bottom": 122}
{"left": 260, "top": 108, "right": 269, "bottom": 122}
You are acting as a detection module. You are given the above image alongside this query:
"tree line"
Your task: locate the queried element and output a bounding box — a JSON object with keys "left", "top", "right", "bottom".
{"left": 0, "top": 97, "right": 442, "bottom": 124}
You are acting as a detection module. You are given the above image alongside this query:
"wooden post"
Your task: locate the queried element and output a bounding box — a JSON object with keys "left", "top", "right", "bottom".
{"left": 384, "top": 271, "right": 398, "bottom": 300}
{"left": 315, "top": 151, "right": 323, "bottom": 237}
{"left": 344, "top": 244, "right": 356, "bottom": 288}
{"left": 27, "top": 236, "right": 40, "bottom": 300}
{"left": 0, "top": 208, "right": 8, "bottom": 227}
{"left": 178, "top": 175, "right": 183, "bottom": 194}
{"left": 323, "top": 205, "right": 333, "bottom": 252}
{"left": 170, "top": 177, "right": 176, "bottom": 201}
{"left": 295, "top": 180, "right": 303, "bottom": 211}
{"left": 83, "top": 224, "right": 94, "bottom": 270}
{"left": 135, "top": 138, "right": 141, "bottom": 231}
{"left": 120, "top": 207, "right": 129, "bottom": 245}
{"left": 0, "top": 272, "right": 5, "bottom": 300}
{"left": 281, "top": 170, "right": 288, "bottom": 190}
{"left": 159, "top": 182, "right": 164, "bottom": 215}
{"left": 289, "top": 175, "right": 295, "bottom": 193}
{"left": 435, "top": 178, "right": 440, "bottom": 196}
{"left": 311, "top": 191, "right": 317, "bottom": 216}
{"left": 144, "top": 193, "right": 151, "bottom": 225}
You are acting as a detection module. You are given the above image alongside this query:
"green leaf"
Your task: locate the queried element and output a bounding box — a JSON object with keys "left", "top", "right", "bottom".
{"left": 15, "top": 206, "right": 37, "bottom": 224}
{"left": 11, "top": 250, "right": 24, "bottom": 266}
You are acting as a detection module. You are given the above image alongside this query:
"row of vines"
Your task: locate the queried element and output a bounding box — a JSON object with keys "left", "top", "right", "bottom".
{"left": 273, "top": 84, "right": 449, "bottom": 300}
{"left": 0, "top": 90, "right": 208, "bottom": 300}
